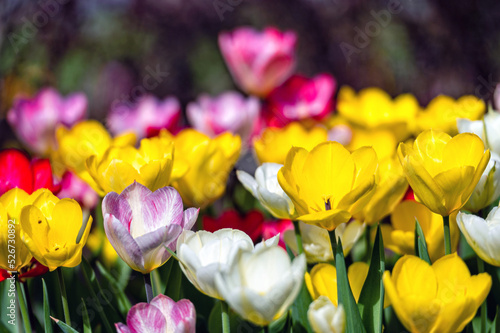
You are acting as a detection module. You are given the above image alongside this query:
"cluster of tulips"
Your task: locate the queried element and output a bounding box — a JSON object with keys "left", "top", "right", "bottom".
{"left": 2, "top": 25, "right": 500, "bottom": 333}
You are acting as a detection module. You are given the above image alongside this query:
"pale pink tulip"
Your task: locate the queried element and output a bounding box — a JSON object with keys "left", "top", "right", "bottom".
{"left": 219, "top": 27, "right": 297, "bottom": 97}
{"left": 57, "top": 171, "right": 99, "bottom": 210}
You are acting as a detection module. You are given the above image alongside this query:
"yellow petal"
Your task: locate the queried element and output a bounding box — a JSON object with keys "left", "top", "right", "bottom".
{"left": 433, "top": 166, "right": 475, "bottom": 215}
{"left": 309, "top": 263, "right": 338, "bottom": 305}
{"left": 347, "top": 262, "right": 368, "bottom": 302}
{"left": 299, "top": 209, "right": 352, "bottom": 231}
{"left": 278, "top": 147, "right": 311, "bottom": 215}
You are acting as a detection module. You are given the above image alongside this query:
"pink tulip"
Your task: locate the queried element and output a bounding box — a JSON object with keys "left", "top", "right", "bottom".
{"left": 7, "top": 87, "right": 87, "bottom": 155}
{"left": 265, "top": 74, "right": 336, "bottom": 126}
{"left": 107, "top": 95, "right": 181, "bottom": 139}
{"left": 57, "top": 171, "right": 99, "bottom": 210}
{"left": 219, "top": 27, "right": 297, "bottom": 97}
{"left": 102, "top": 182, "right": 199, "bottom": 274}
{"left": 116, "top": 294, "right": 196, "bottom": 333}
{"left": 187, "top": 91, "right": 261, "bottom": 145}
{"left": 261, "top": 219, "right": 294, "bottom": 249}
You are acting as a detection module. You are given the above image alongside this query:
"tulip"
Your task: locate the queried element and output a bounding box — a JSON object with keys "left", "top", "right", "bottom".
{"left": 176, "top": 229, "right": 276, "bottom": 299}
{"left": 203, "top": 210, "right": 263, "bottom": 243}
{"left": 218, "top": 26, "right": 296, "bottom": 97}
{"left": 381, "top": 200, "right": 460, "bottom": 262}
{"left": 337, "top": 86, "right": 420, "bottom": 141}
{"left": 7, "top": 87, "right": 87, "bottom": 155}
{"left": 457, "top": 208, "right": 500, "bottom": 266}
{"left": 54, "top": 120, "right": 136, "bottom": 185}
{"left": 284, "top": 220, "right": 365, "bottom": 263}
{"left": 0, "top": 149, "right": 60, "bottom": 196}
{"left": 353, "top": 156, "right": 408, "bottom": 224}
{"left": 308, "top": 296, "right": 345, "bottom": 333}
{"left": 166, "top": 129, "right": 241, "bottom": 208}
{"left": 416, "top": 95, "right": 485, "bottom": 135}
{"left": 383, "top": 254, "right": 491, "bottom": 333}
{"left": 107, "top": 95, "right": 181, "bottom": 140}
{"left": 187, "top": 91, "right": 261, "bottom": 145}
{"left": 0, "top": 188, "right": 41, "bottom": 271}
{"left": 214, "top": 245, "right": 306, "bottom": 326}
{"left": 237, "top": 163, "right": 296, "bottom": 219}
{"left": 265, "top": 74, "right": 336, "bottom": 125}
{"left": 115, "top": 294, "right": 196, "bottom": 333}
{"left": 261, "top": 219, "right": 294, "bottom": 249}
{"left": 397, "top": 130, "right": 490, "bottom": 216}
{"left": 57, "top": 171, "right": 99, "bottom": 210}
{"left": 20, "top": 189, "right": 92, "bottom": 271}
{"left": 253, "top": 122, "right": 328, "bottom": 165}
{"left": 103, "top": 182, "right": 198, "bottom": 274}
{"left": 457, "top": 108, "right": 500, "bottom": 156}
{"left": 278, "top": 141, "right": 378, "bottom": 230}
{"left": 346, "top": 128, "right": 398, "bottom": 161}
{"left": 462, "top": 152, "right": 500, "bottom": 212}
{"left": 86, "top": 131, "right": 186, "bottom": 195}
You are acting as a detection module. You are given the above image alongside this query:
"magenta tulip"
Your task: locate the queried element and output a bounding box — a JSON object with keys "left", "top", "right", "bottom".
{"left": 219, "top": 26, "right": 297, "bottom": 97}
{"left": 116, "top": 294, "right": 196, "bottom": 333}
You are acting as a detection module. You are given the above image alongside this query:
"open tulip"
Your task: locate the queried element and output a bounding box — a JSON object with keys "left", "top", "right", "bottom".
{"left": 214, "top": 245, "right": 306, "bottom": 326}
{"left": 397, "top": 130, "right": 490, "bottom": 216}
{"left": 7, "top": 87, "right": 87, "bottom": 155}
{"left": 278, "top": 141, "right": 378, "bottom": 230}
{"left": 218, "top": 26, "right": 296, "bottom": 97}
{"left": 115, "top": 294, "right": 196, "bottom": 333}
{"left": 202, "top": 210, "right": 264, "bottom": 243}
{"left": 308, "top": 296, "right": 345, "bottom": 333}
{"left": 457, "top": 208, "right": 500, "bottom": 266}
{"left": 381, "top": 200, "right": 460, "bottom": 262}
{"left": 103, "top": 182, "right": 198, "bottom": 274}
{"left": 0, "top": 149, "right": 60, "bottom": 196}
{"left": 265, "top": 73, "right": 336, "bottom": 125}
{"left": 416, "top": 95, "right": 485, "bottom": 135}
{"left": 166, "top": 129, "right": 241, "bottom": 208}
{"left": 463, "top": 152, "right": 500, "bottom": 212}
{"left": 353, "top": 156, "right": 408, "bottom": 224}
{"left": 20, "top": 189, "right": 92, "bottom": 271}
{"left": 237, "top": 163, "right": 296, "bottom": 219}
{"left": 107, "top": 95, "right": 181, "bottom": 140}
{"left": 86, "top": 132, "right": 186, "bottom": 195}
{"left": 383, "top": 254, "right": 491, "bottom": 333}
{"left": 457, "top": 108, "right": 500, "bottom": 155}
{"left": 187, "top": 91, "right": 261, "bottom": 146}
{"left": 253, "top": 122, "right": 328, "bottom": 164}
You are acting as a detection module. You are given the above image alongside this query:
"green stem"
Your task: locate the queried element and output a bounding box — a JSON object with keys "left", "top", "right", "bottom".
{"left": 221, "top": 301, "right": 230, "bottom": 333}
{"left": 57, "top": 268, "right": 71, "bottom": 325}
{"left": 144, "top": 273, "right": 153, "bottom": 303}
{"left": 15, "top": 275, "right": 32, "bottom": 333}
{"left": 292, "top": 221, "right": 304, "bottom": 254}
{"left": 443, "top": 215, "right": 451, "bottom": 255}
{"left": 478, "top": 257, "right": 487, "bottom": 333}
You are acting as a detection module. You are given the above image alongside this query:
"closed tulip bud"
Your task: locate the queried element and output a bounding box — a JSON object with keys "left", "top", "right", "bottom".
{"left": 308, "top": 296, "right": 345, "bottom": 333}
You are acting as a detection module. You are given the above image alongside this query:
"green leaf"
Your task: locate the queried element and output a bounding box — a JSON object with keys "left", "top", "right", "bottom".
{"left": 334, "top": 237, "right": 367, "bottom": 333}
{"left": 96, "top": 261, "right": 132, "bottom": 317}
{"left": 208, "top": 301, "right": 222, "bottom": 333}
{"left": 51, "top": 317, "right": 79, "bottom": 333}
{"left": 358, "top": 225, "right": 385, "bottom": 333}
{"left": 414, "top": 218, "right": 431, "bottom": 264}
{"left": 80, "top": 299, "right": 91, "bottom": 333}
{"left": 164, "top": 258, "right": 183, "bottom": 301}
{"left": 43, "top": 279, "right": 54, "bottom": 333}
{"left": 269, "top": 311, "right": 289, "bottom": 333}
{"left": 491, "top": 306, "right": 500, "bottom": 333}
{"left": 290, "top": 279, "right": 313, "bottom": 333}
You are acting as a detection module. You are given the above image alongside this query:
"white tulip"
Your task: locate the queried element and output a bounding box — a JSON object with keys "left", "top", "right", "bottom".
{"left": 464, "top": 152, "right": 500, "bottom": 212}
{"left": 283, "top": 221, "right": 365, "bottom": 263}
{"left": 457, "top": 208, "right": 500, "bottom": 266}
{"left": 457, "top": 110, "right": 500, "bottom": 155}
{"left": 214, "top": 245, "right": 306, "bottom": 326}
{"left": 236, "top": 163, "right": 296, "bottom": 219}
{"left": 308, "top": 296, "right": 346, "bottom": 333}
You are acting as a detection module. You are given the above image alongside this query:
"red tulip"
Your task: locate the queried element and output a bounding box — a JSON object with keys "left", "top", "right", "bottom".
{"left": 203, "top": 210, "right": 264, "bottom": 242}
{"left": 261, "top": 219, "right": 294, "bottom": 249}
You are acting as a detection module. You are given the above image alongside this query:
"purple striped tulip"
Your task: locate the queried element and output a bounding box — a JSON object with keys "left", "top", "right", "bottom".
{"left": 116, "top": 294, "right": 196, "bottom": 333}
{"left": 7, "top": 87, "right": 87, "bottom": 155}
{"left": 103, "top": 182, "right": 198, "bottom": 274}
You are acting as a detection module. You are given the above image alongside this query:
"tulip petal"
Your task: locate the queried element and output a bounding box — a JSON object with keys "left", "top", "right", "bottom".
{"left": 182, "top": 208, "right": 199, "bottom": 230}
{"left": 433, "top": 166, "right": 475, "bottom": 214}
{"left": 236, "top": 170, "right": 259, "bottom": 198}
{"left": 126, "top": 303, "right": 167, "bottom": 333}
{"left": 135, "top": 224, "right": 182, "bottom": 273}
{"left": 115, "top": 323, "right": 132, "bottom": 333}
{"left": 309, "top": 263, "right": 338, "bottom": 305}
{"left": 443, "top": 133, "right": 485, "bottom": 169}
{"left": 299, "top": 209, "right": 351, "bottom": 231}
{"left": 102, "top": 192, "right": 132, "bottom": 231}
{"left": 48, "top": 199, "right": 83, "bottom": 245}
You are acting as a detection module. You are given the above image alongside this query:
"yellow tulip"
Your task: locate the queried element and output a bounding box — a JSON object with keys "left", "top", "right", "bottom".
{"left": 354, "top": 156, "right": 408, "bottom": 224}
{"left": 381, "top": 200, "right": 460, "bottom": 262}
{"left": 397, "top": 130, "right": 490, "bottom": 216}
{"left": 337, "top": 86, "right": 420, "bottom": 141}
{"left": 86, "top": 133, "right": 187, "bottom": 195}
{"left": 0, "top": 188, "right": 43, "bottom": 271}
{"left": 253, "top": 122, "right": 328, "bottom": 164}
{"left": 347, "top": 128, "right": 398, "bottom": 161}
{"left": 168, "top": 129, "right": 241, "bottom": 208}
{"left": 20, "top": 189, "right": 92, "bottom": 271}
{"left": 416, "top": 95, "right": 485, "bottom": 135}
{"left": 278, "top": 142, "right": 378, "bottom": 230}
{"left": 384, "top": 254, "right": 491, "bottom": 333}
{"left": 53, "top": 120, "right": 136, "bottom": 186}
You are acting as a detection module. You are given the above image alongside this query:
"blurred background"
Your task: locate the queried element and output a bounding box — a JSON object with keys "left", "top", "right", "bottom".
{"left": 1, "top": 0, "right": 500, "bottom": 141}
